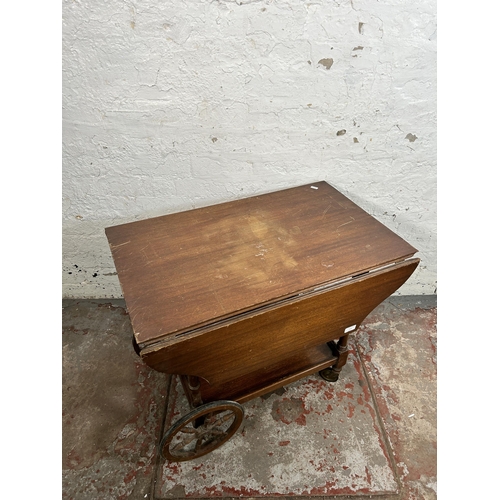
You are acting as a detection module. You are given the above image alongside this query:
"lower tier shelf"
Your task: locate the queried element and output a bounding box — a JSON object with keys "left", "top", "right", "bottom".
{"left": 184, "top": 342, "right": 339, "bottom": 405}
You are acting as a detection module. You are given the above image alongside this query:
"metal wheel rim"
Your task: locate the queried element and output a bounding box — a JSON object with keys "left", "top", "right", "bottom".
{"left": 160, "top": 400, "right": 244, "bottom": 462}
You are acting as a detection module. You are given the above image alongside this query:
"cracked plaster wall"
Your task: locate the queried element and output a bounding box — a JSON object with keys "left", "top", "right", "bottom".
{"left": 62, "top": 0, "right": 437, "bottom": 298}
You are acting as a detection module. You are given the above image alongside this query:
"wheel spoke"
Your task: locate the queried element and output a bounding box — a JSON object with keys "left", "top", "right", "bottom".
{"left": 172, "top": 441, "right": 188, "bottom": 452}
{"left": 213, "top": 412, "right": 234, "bottom": 427}
{"left": 160, "top": 400, "right": 244, "bottom": 461}
{"left": 180, "top": 427, "right": 197, "bottom": 434}
{"left": 172, "top": 432, "right": 199, "bottom": 451}
{"left": 194, "top": 437, "right": 204, "bottom": 452}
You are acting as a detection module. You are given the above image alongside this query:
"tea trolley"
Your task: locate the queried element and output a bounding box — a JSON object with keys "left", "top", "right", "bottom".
{"left": 105, "top": 182, "right": 419, "bottom": 461}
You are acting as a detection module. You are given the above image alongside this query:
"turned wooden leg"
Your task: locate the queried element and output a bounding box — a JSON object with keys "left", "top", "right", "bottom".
{"left": 181, "top": 375, "right": 207, "bottom": 427}
{"left": 181, "top": 375, "right": 204, "bottom": 408}
{"left": 319, "top": 334, "right": 350, "bottom": 382}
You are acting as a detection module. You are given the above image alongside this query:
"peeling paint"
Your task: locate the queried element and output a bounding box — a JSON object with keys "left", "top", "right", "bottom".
{"left": 62, "top": 300, "right": 168, "bottom": 499}
{"left": 62, "top": 297, "right": 437, "bottom": 499}
{"left": 62, "top": 0, "right": 437, "bottom": 299}
{"left": 157, "top": 353, "right": 398, "bottom": 497}
{"left": 318, "top": 57, "right": 333, "bottom": 70}
{"left": 356, "top": 299, "right": 437, "bottom": 498}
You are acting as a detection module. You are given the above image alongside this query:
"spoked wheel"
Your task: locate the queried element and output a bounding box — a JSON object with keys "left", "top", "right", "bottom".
{"left": 160, "top": 400, "right": 244, "bottom": 462}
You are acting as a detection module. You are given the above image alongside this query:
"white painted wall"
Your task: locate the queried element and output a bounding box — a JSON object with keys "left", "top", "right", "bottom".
{"left": 62, "top": 0, "right": 436, "bottom": 298}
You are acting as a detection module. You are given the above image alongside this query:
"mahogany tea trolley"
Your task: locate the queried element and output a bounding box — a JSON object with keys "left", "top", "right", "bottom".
{"left": 105, "top": 182, "right": 419, "bottom": 462}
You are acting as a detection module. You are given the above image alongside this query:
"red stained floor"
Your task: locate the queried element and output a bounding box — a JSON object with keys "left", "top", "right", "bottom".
{"left": 62, "top": 295, "right": 436, "bottom": 500}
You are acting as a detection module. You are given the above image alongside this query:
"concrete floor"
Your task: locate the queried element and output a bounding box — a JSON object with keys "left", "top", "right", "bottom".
{"left": 62, "top": 295, "right": 436, "bottom": 500}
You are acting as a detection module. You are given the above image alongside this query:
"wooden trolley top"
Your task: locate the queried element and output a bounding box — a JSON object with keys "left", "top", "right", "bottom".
{"left": 105, "top": 182, "right": 417, "bottom": 346}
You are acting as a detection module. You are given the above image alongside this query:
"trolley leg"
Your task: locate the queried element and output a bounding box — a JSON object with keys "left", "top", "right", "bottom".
{"left": 184, "top": 376, "right": 204, "bottom": 407}
{"left": 181, "top": 375, "right": 206, "bottom": 427}
{"left": 331, "top": 334, "right": 350, "bottom": 380}
{"left": 319, "top": 334, "right": 350, "bottom": 382}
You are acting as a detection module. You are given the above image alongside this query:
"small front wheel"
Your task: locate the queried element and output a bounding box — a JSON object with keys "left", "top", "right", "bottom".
{"left": 319, "top": 367, "right": 340, "bottom": 382}
{"left": 160, "top": 400, "right": 244, "bottom": 462}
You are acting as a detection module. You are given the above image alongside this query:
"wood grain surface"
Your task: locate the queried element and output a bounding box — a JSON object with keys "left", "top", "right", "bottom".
{"left": 141, "top": 258, "right": 419, "bottom": 401}
{"left": 105, "top": 182, "right": 417, "bottom": 345}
